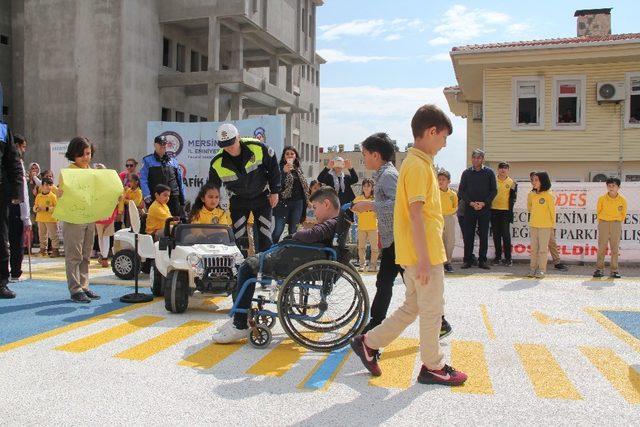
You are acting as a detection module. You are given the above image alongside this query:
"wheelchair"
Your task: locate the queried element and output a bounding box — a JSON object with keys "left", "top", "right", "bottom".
{"left": 230, "top": 205, "right": 370, "bottom": 352}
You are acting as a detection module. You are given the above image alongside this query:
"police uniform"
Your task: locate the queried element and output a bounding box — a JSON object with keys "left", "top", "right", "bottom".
{"left": 139, "top": 152, "right": 186, "bottom": 216}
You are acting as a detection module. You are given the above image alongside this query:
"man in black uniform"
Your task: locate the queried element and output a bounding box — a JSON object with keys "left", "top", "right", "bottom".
{"left": 0, "top": 121, "right": 24, "bottom": 298}
{"left": 207, "top": 123, "right": 281, "bottom": 254}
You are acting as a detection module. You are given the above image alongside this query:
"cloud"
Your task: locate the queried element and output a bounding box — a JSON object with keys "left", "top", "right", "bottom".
{"left": 320, "top": 86, "right": 467, "bottom": 181}
{"left": 319, "top": 18, "right": 424, "bottom": 42}
{"left": 428, "top": 4, "right": 526, "bottom": 46}
{"left": 384, "top": 34, "right": 402, "bottom": 42}
{"left": 425, "top": 52, "right": 451, "bottom": 62}
{"left": 316, "top": 49, "right": 400, "bottom": 64}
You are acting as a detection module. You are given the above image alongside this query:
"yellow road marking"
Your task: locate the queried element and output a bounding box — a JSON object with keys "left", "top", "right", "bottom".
{"left": 179, "top": 341, "right": 245, "bottom": 369}
{"left": 515, "top": 343, "right": 582, "bottom": 400}
{"left": 480, "top": 304, "right": 496, "bottom": 340}
{"left": 247, "top": 338, "right": 310, "bottom": 377}
{"left": 115, "top": 320, "right": 213, "bottom": 361}
{"left": 451, "top": 340, "right": 493, "bottom": 394}
{"left": 533, "top": 311, "right": 581, "bottom": 325}
{"left": 580, "top": 346, "right": 640, "bottom": 404}
{"left": 0, "top": 299, "right": 159, "bottom": 353}
{"left": 203, "top": 296, "right": 227, "bottom": 306}
{"left": 56, "top": 316, "right": 164, "bottom": 353}
{"left": 369, "top": 338, "right": 419, "bottom": 389}
{"left": 584, "top": 307, "right": 640, "bottom": 353}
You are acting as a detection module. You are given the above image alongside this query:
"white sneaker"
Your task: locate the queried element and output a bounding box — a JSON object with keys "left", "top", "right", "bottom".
{"left": 211, "top": 319, "right": 247, "bottom": 344}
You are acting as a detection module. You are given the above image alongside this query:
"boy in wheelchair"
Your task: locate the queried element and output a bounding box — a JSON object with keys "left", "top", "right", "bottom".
{"left": 212, "top": 186, "right": 344, "bottom": 343}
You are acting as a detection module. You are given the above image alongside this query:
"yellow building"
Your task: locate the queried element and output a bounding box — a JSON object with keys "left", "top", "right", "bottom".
{"left": 444, "top": 8, "right": 640, "bottom": 182}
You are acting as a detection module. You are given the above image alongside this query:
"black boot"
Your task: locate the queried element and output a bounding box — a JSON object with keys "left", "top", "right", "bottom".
{"left": 0, "top": 283, "right": 16, "bottom": 299}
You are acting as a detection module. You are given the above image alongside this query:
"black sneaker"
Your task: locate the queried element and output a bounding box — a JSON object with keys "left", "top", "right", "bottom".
{"left": 417, "top": 364, "right": 468, "bottom": 386}
{"left": 502, "top": 259, "right": 513, "bottom": 267}
{"left": 593, "top": 269, "right": 604, "bottom": 278}
{"left": 83, "top": 289, "right": 101, "bottom": 300}
{"left": 440, "top": 316, "right": 452, "bottom": 339}
{"left": 444, "top": 263, "right": 453, "bottom": 273}
{"left": 350, "top": 335, "right": 382, "bottom": 376}
{"left": 610, "top": 272, "right": 621, "bottom": 279}
{"left": 461, "top": 263, "right": 472, "bottom": 269}
{"left": 0, "top": 284, "right": 16, "bottom": 299}
{"left": 71, "top": 292, "right": 91, "bottom": 303}
{"left": 478, "top": 262, "right": 490, "bottom": 270}
{"left": 554, "top": 263, "right": 568, "bottom": 271}
{"left": 491, "top": 258, "right": 501, "bottom": 266}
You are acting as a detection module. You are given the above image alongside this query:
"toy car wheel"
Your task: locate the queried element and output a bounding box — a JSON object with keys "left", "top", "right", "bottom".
{"left": 111, "top": 249, "right": 139, "bottom": 280}
{"left": 248, "top": 325, "right": 272, "bottom": 349}
{"left": 150, "top": 262, "right": 164, "bottom": 297}
{"left": 164, "top": 270, "right": 189, "bottom": 313}
{"left": 256, "top": 314, "right": 277, "bottom": 329}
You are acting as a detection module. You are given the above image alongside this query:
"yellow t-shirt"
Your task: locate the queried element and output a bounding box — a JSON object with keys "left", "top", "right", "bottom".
{"left": 394, "top": 148, "right": 446, "bottom": 266}
{"left": 492, "top": 176, "right": 515, "bottom": 210}
{"left": 597, "top": 193, "right": 627, "bottom": 222}
{"left": 38, "top": 184, "right": 58, "bottom": 195}
{"left": 353, "top": 195, "right": 377, "bottom": 231}
{"left": 191, "top": 207, "right": 232, "bottom": 225}
{"left": 146, "top": 201, "right": 172, "bottom": 234}
{"left": 527, "top": 191, "right": 556, "bottom": 228}
{"left": 439, "top": 188, "right": 458, "bottom": 216}
{"left": 34, "top": 192, "right": 58, "bottom": 223}
{"left": 119, "top": 187, "right": 144, "bottom": 213}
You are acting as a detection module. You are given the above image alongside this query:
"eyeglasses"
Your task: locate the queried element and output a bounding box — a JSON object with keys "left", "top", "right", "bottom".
{"left": 126, "top": 164, "right": 135, "bottom": 167}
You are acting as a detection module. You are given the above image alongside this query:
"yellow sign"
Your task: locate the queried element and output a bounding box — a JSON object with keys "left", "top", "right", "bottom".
{"left": 53, "top": 169, "right": 123, "bottom": 224}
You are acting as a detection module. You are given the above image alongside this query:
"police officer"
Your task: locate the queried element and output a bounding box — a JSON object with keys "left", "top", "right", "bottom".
{"left": 207, "top": 124, "right": 281, "bottom": 253}
{"left": 140, "top": 135, "right": 186, "bottom": 216}
{"left": 0, "top": 121, "right": 24, "bottom": 298}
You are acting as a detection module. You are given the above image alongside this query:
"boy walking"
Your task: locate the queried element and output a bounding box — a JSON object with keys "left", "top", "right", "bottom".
{"left": 438, "top": 170, "right": 457, "bottom": 273}
{"left": 351, "top": 105, "right": 467, "bottom": 386}
{"left": 491, "top": 162, "right": 517, "bottom": 266}
{"left": 594, "top": 178, "right": 627, "bottom": 278}
{"left": 33, "top": 178, "right": 60, "bottom": 257}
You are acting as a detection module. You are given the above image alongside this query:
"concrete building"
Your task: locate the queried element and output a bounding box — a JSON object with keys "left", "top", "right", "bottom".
{"left": 444, "top": 8, "right": 640, "bottom": 182}
{"left": 0, "top": 0, "right": 323, "bottom": 177}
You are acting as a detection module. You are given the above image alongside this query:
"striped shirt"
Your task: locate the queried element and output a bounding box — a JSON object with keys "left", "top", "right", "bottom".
{"left": 372, "top": 162, "right": 398, "bottom": 249}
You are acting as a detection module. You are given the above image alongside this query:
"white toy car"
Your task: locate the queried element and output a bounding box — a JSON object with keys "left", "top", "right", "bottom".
{"left": 155, "top": 220, "right": 244, "bottom": 313}
{"left": 111, "top": 227, "right": 156, "bottom": 285}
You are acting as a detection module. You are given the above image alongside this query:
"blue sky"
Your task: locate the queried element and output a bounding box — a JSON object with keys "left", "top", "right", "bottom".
{"left": 316, "top": 1, "right": 638, "bottom": 181}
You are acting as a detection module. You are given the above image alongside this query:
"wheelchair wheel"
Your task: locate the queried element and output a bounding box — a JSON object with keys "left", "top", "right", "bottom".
{"left": 249, "top": 325, "right": 272, "bottom": 349}
{"left": 256, "top": 314, "right": 277, "bottom": 329}
{"left": 277, "top": 260, "right": 369, "bottom": 352}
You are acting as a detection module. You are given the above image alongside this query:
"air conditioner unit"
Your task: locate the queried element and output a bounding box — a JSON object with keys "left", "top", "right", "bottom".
{"left": 596, "top": 81, "right": 625, "bottom": 103}
{"left": 472, "top": 103, "right": 483, "bottom": 120}
{"left": 590, "top": 171, "right": 618, "bottom": 182}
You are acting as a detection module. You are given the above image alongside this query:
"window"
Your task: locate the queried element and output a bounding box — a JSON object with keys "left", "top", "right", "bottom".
{"left": 305, "top": 143, "right": 310, "bottom": 162}
{"left": 175, "top": 111, "right": 185, "bottom": 122}
{"left": 201, "top": 55, "right": 208, "bottom": 71}
{"left": 311, "top": 67, "right": 315, "bottom": 84}
{"left": 189, "top": 114, "right": 198, "bottom": 123}
{"left": 315, "top": 108, "right": 319, "bottom": 125}
{"left": 626, "top": 72, "right": 640, "bottom": 128}
{"left": 302, "top": 8, "right": 307, "bottom": 33}
{"left": 553, "top": 76, "right": 586, "bottom": 130}
{"left": 161, "top": 107, "right": 171, "bottom": 121}
{"left": 190, "top": 51, "right": 199, "bottom": 72}
{"left": 512, "top": 77, "right": 544, "bottom": 129}
{"left": 162, "top": 38, "right": 171, "bottom": 67}
{"left": 176, "top": 44, "right": 186, "bottom": 72}
{"left": 301, "top": 66, "right": 305, "bottom": 79}
{"left": 323, "top": 159, "right": 329, "bottom": 167}
{"left": 2, "top": 106, "right": 8, "bottom": 116}
{"left": 200, "top": 116, "right": 208, "bottom": 122}
{"left": 316, "top": 70, "right": 319, "bottom": 87}
{"left": 0, "top": 35, "right": 8, "bottom": 45}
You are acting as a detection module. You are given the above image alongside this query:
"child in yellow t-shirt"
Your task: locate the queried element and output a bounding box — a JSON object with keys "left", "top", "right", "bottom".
{"left": 146, "top": 184, "right": 174, "bottom": 236}
{"left": 527, "top": 172, "right": 556, "bottom": 279}
{"left": 33, "top": 178, "right": 60, "bottom": 257}
{"left": 189, "top": 184, "right": 231, "bottom": 225}
{"left": 594, "top": 177, "right": 627, "bottom": 279}
{"left": 438, "top": 170, "right": 458, "bottom": 273}
{"left": 353, "top": 178, "right": 378, "bottom": 272}
{"left": 118, "top": 174, "right": 144, "bottom": 228}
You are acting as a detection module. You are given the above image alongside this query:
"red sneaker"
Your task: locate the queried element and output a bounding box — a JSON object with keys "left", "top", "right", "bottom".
{"left": 350, "top": 335, "right": 382, "bottom": 377}
{"left": 417, "top": 364, "right": 467, "bottom": 386}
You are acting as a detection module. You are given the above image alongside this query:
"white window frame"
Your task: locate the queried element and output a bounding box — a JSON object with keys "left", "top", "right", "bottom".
{"left": 625, "top": 71, "right": 640, "bottom": 129}
{"left": 512, "top": 76, "right": 545, "bottom": 131}
{"left": 552, "top": 75, "right": 586, "bottom": 131}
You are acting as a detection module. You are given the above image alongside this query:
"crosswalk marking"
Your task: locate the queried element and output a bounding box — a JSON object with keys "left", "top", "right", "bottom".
{"left": 114, "top": 320, "right": 213, "bottom": 361}
{"left": 451, "top": 340, "right": 493, "bottom": 394}
{"left": 580, "top": 346, "right": 640, "bottom": 404}
{"left": 298, "top": 347, "right": 351, "bottom": 391}
{"left": 515, "top": 343, "right": 582, "bottom": 400}
{"left": 179, "top": 340, "right": 245, "bottom": 369}
{"left": 369, "top": 338, "right": 419, "bottom": 389}
{"left": 480, "top": 305, "right": 496, "bottom": 340}
{"left": 246, "top": 338, "right": 310, "bottom": 377}
{"left": 56, "top": 316, "right": 164, "bottom": 353}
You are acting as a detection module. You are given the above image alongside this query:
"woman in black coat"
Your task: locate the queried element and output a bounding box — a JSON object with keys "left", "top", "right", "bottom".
{"left": 272, "top": 146, "right": 309, "bottom": 243}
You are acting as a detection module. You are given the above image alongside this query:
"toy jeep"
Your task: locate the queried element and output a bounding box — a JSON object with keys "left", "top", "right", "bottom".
{"left": 111, "top": 227, "right": 155, "bottom": 281}
{"left": 155, "top": 218, "right": 244, "bottom": 313}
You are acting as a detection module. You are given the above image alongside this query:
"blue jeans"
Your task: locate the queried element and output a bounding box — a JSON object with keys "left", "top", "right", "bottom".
{"left": 272, "top": 199, "right": 304, "bottom": 244}
{"left": 232, "top": 257, "right": 259, "bottom": 329}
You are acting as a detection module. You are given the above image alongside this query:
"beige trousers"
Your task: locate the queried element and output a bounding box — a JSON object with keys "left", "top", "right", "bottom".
{"left": 357, "top": 229, "right": 379, "bottom": 268}
{"left": 37, "top": 222, "right": 60, "bottom": 251}
{"left": 442, "top": 214, "right": 456, "bottom": 263}
{"left": 366, "top": 264, "right": 445, "bottom": 370}
{"left": 530, "top": 227, "right": 552, "bottom": 273}
{"left": 596, "top": 220, "right": 622, "bottom": 272}
{"left": 548, "top": 230, "right": 560, "bottom": 263}
{"left": 63, "top": 222, "right": 95, "bottom": 295}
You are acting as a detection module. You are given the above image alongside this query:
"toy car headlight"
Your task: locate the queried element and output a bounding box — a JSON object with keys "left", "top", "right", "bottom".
{"left": 187, "top": 253, "right": 203, "bottom": 269}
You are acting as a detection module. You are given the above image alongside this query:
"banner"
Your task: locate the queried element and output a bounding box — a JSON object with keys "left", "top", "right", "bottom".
{"left": 53, "top": 169, "right": 123, "bottom": 224}
{"left": 451, "top": 182, "right": 640, "bottom": 263}
{"left": 50, "top": 142, "right": 70, "bottom": 181}
{"left": 147, "top": 116, "right": 285, "bottom": 204}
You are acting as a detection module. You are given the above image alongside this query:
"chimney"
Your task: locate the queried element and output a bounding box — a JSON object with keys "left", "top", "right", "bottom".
{"left": 574, "top": 8, "right": 612, "bottom": 37}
